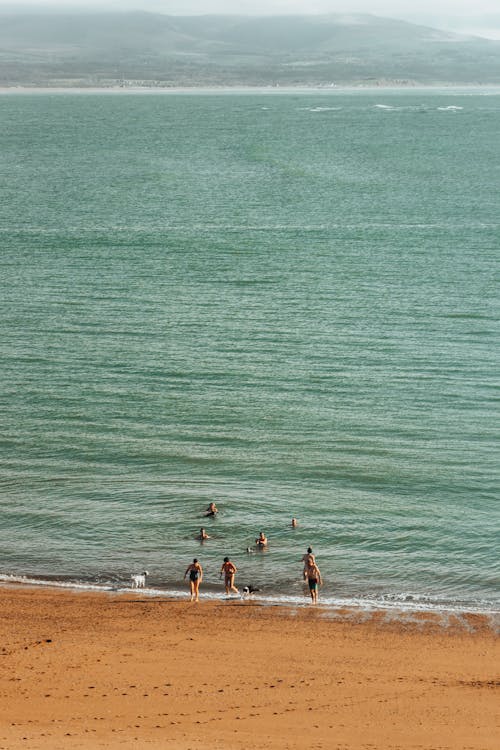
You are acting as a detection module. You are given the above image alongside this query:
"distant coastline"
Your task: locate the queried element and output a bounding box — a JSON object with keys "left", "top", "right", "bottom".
{"left": 2, "top": 84, "right": 500, "bottom": 95}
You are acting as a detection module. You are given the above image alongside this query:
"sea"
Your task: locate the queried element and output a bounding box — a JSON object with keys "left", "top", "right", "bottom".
{"left": 0, "top": 88, "right": 498, "bottom": 620}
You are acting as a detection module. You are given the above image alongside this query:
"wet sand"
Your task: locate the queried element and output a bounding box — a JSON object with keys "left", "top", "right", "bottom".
{"left": 0, "top": 585, "right": 498, "bottom": 749}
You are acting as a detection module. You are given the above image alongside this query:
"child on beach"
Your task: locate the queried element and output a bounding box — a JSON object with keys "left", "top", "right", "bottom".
{"left": 184, "top": 559, "right": 203, "bottom": 602}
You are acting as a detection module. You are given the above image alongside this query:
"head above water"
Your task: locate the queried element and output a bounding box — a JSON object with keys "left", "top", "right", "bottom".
{"left": 307, "top": 547, "right": 313, "bottom": 554}
{"left": 223, "top": 556, "right": 229, "bottom": 562}
{"left": 193, "top": 558, "right": 198, "bottom": 564}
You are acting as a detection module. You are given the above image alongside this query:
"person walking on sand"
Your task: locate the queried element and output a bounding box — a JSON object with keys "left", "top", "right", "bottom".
{"left": 184, "top": 558, "right": 203, "bottom": 602}
{"left": 255, "top": 531, "right": 268, "bottom": 549}
{"left": 304, "top": 559, "right": 322, "bottom": 604}
{"left": 220, "top": 556, "right": 239, "bottom": 595}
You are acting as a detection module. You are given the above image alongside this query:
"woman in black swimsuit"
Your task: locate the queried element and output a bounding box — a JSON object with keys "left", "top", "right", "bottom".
{"left": 184, "top": 558, "right": 203, "bottom": 602}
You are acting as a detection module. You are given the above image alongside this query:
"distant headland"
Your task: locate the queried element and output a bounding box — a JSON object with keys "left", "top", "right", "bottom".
{"left": 1, "top": 11, "right": 499, "bottom": 89}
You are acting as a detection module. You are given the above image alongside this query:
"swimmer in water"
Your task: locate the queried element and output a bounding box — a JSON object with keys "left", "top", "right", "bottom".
{"left": 291, "top": 518, "right": 298, "bottom": 528}
{"left": 197, "top": 527, "right": 210, "bottom": 541}
{"left": 205, "top": 501, "right": 218, "bottom": 517}
{"left": 255, "top": 531, "right": 268, "bottom": 549}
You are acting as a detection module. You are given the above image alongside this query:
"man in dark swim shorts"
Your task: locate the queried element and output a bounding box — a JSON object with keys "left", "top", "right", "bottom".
{"left": 304, "top": 560, "right": 322, "bottom": 604}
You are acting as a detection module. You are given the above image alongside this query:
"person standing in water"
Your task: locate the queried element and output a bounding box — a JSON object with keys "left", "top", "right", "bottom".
{"left": 220, "top": 556, "right": 239, "bottom": 595}
{"left": 301, "top": 547, "right": 315, "bottom": 579}
{"left": 255, "top": 531, "right": 268, "bottom": 549}
{"left": 304, "top": 559, "right": 322, "bottom": 604}
{"left": 184, "top": 558, "right": 203, "bottom": 602}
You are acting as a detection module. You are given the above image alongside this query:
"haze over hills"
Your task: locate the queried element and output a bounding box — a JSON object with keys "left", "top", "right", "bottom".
{"left": 1, "top": 11, "right": 499, "bottom": 87}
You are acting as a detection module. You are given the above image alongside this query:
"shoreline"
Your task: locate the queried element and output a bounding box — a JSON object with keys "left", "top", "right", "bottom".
{"left": 2, "top": 577, "right": 499, "bottom": 634}
{"left": 0, "top": 584, "right": 498, "bottom": 749}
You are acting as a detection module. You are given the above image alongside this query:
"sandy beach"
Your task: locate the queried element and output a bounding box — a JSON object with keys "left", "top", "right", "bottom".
{"left": 0, "top": 585, "right": 498, "bottom": 749}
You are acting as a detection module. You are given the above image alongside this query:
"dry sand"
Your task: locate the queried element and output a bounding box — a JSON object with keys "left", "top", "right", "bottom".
{"left": 0, "top": 585, "right": 498, "bottom": 749}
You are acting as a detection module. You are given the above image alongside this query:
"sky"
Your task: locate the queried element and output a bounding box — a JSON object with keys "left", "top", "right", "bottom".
{"left": 1, "top": 0, "right": 500, "bottom": 38}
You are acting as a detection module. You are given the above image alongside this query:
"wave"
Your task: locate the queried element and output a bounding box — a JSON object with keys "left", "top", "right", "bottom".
{"left": 299, "top": 106, "right": 342, "bottom": 112}
{"left": 374, "top": 104, "right": 463, "bottom": 113}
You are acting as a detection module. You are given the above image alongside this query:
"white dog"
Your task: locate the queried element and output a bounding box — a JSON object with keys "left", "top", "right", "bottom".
{"left": 131, "top": 571, "right": 149, "bottom": 589}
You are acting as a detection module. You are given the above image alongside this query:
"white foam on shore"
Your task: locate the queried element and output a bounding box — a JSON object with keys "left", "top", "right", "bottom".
{"left": 1, "top": 573, "right": 498, "bottom": 624}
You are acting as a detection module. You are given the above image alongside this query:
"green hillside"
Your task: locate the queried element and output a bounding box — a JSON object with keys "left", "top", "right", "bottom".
{"left": 0, "top": 11, "right": 499, "bottom": 87}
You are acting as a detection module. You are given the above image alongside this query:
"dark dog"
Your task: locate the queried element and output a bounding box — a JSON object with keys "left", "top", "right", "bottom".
{"left": 242, "top": 585, "right": 260, "bottom": 597}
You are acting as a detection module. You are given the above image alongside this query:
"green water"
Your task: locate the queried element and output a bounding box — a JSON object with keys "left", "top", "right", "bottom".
{"left": 0, "top": 90, "right": 498, "bottom": 610}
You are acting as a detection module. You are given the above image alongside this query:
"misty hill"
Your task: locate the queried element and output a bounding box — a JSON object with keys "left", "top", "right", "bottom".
{"left": 1, "top": 11, "right": 499, "bottom": 87}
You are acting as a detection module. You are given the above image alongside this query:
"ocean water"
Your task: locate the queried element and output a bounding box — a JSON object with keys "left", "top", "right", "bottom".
{"left": 0, "top": 89, "right": 498, "bottom": 614}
